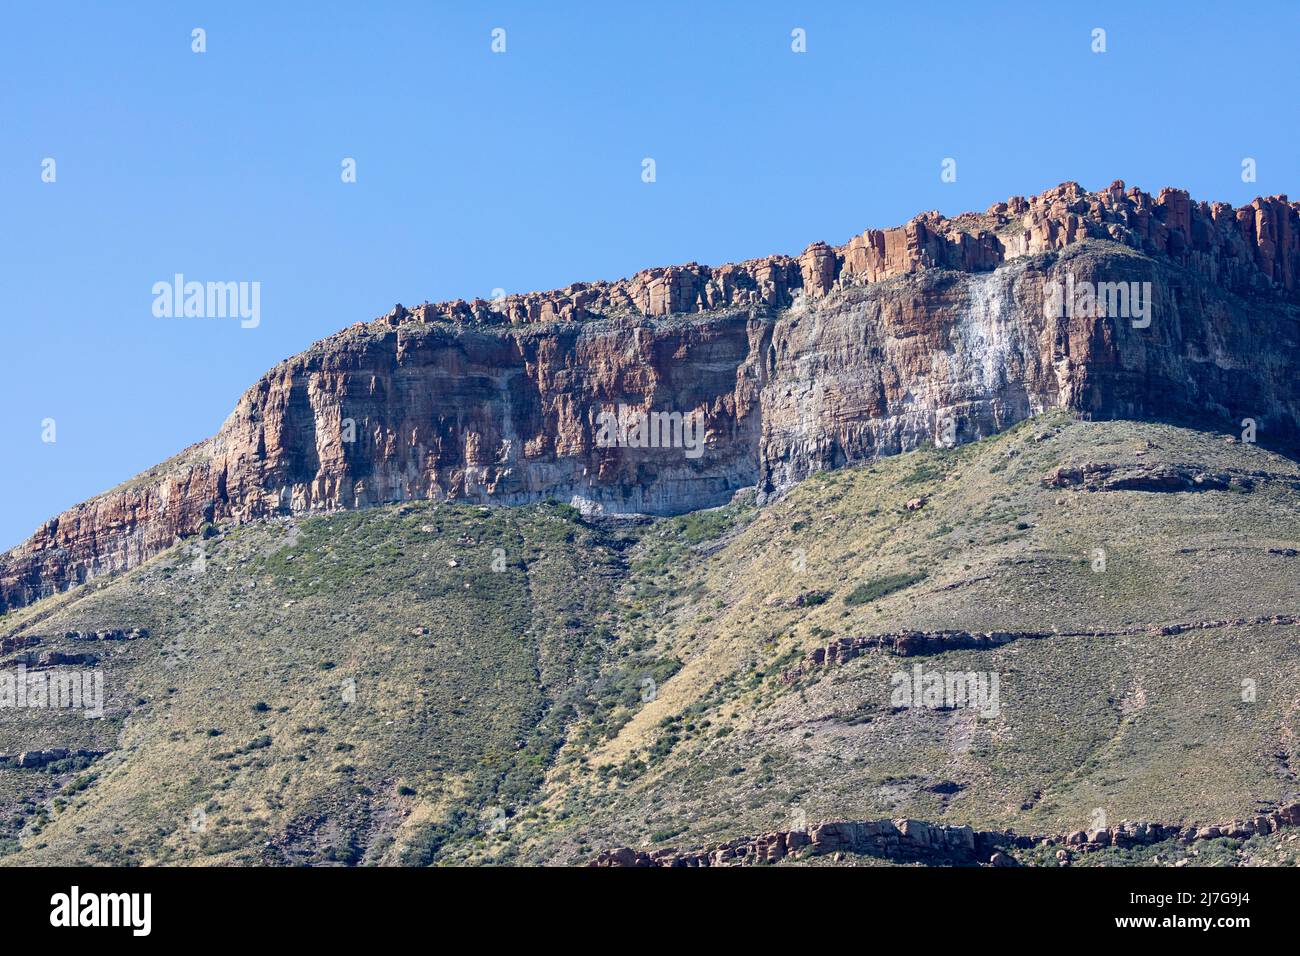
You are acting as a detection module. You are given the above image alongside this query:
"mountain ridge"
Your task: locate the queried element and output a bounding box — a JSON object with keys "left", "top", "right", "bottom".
{"left": 3, "top": 179, "right": 1299, "bottom": 615}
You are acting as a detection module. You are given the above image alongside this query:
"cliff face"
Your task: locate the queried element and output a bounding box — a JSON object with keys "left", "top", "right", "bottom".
{"left": 3, "top": 180, "right": 1299, "bottom": 613}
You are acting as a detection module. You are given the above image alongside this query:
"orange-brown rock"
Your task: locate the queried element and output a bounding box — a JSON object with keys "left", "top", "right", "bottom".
{"left": 2, "top": 180, "right": 1299, "bottom": 613}
{"left": 588, "top": 800, "right": 1300, "bottom": 866}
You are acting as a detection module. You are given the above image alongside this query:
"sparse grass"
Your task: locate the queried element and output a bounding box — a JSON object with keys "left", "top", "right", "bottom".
{"left": 3, "top": 416, "right": 1299, "bottom": 867}
{"left": 843, "top": 572, "right": 927, "bottom": 606}
{"left": 509, "top": 415, "right": 1300, "bottom": 863}
{"left": 0, "top": 500, "right": 636, "bottom": 866}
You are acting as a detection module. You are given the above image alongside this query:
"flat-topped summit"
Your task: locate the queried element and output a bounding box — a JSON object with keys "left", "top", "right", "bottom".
{"left": 335, "top": 180, "right": 1296, "bottom": 334}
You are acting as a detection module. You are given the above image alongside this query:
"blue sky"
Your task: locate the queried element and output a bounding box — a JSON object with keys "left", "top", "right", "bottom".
{"left": 2, "top": 0, "right": 1297, "bottom": 550}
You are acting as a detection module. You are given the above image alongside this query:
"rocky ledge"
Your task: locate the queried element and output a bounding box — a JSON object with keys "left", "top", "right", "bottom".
{"left": 0, "top": 749, "right": 109, "bottom": 770}
{"left": 590, "top": 801, "right": 1300, "bottom": 867}
{"left": 1041, "top": 462, "right": 1300, "bottom": 493}
{"left": 782, "top": 615, "right": 1300, "bottom": 679}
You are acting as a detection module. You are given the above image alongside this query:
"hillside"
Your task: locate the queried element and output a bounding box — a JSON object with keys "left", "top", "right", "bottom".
{"left": 0, "top": 501, "right": 634, "bottom": 864}
{"left": 510, "top": 414, "right": 1300, "bottom": 864}
{"left": 3, "top": 414, "right": 1297, "bottom": 865}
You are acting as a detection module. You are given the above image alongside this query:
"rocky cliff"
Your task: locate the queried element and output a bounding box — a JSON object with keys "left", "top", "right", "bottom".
{"left": 3, "top": 180, "right": 1299, "bottom": 613}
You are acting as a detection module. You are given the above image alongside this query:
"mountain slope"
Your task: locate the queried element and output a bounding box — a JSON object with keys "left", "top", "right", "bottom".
{"left": 512, "top": 414, "right": 1300, "bottom": 864}
{"left": 4, "top": 415, "right": 1297, "bottom": 865}
{"left": 0, "top": 502, "right": 641, "bottom": 865}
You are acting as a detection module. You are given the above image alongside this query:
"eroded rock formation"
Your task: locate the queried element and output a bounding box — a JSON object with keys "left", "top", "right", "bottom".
{"left": 3, "top": 181, "right": 1299, "bottom": 613}
{"left": 590, "top": 800, "right": 1300, "bottom": 867}
{"left": 783, "top": 615, "right": 1300, "bottom": 679}
{"left": 0, "top": 749, "right": 109, "bottom": 770}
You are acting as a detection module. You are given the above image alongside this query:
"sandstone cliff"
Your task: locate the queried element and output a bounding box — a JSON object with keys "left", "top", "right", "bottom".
{"left": 3, "top": 180, "right": 1299, "bottom": 613}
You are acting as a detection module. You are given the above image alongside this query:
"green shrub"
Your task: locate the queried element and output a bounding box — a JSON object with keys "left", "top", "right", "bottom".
{"left": 843, "top": 571, "right": 927, "bottom": 606}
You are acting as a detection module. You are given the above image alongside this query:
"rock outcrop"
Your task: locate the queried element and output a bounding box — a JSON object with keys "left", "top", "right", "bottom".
{"left": 0, "top": 749, "right": 109, "bottom": 770}
{"left": 0, "top": 634, "right": 41, "bottom": 655}
{"left": 62, "top": 628, "right": 149, "bottom": 642}
{"left": 1042, "top": 462, "right": 1300, "bottom": 493}
{"left": 3, "top": 181, "right": 1299, "bottom": 613}
{"left": 399, "top": 180, "right": 1300, "bottom": 325}
{"left": 0, "top": 628, "right": 147, "bottom": 667}
{"left": 589, "top": 800, "right": 1300, "bottom": 867}
{"left": 783, "top": 614, "right": 1300, "bottom": 679}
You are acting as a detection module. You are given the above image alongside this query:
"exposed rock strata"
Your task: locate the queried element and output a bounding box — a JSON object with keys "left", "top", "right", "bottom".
{"left": 783, "top": 615, "right": 1300, "bottom": 679}
{"left": 1042, "top": 462, "right": 1300, "bottom": 493}
{"left": 3, "top": 181, "right": 1299, "bottom": 613}
{"left": 0, "top": 749, "right": 109, "bottom": 770}
{"left": 402, "top": 180, "right": 1300, "bottom": 325}
{"left": 0, "top": 628, "right": 147, "bottom": 667}
{"left": 590, "top": 800, "right": 1300, "bottom": 867}
{"left": 0, "top": 634, "right": 41, "bottom": 656}
{"left": 62, "top": 628, "right": 148, "bottom": 642}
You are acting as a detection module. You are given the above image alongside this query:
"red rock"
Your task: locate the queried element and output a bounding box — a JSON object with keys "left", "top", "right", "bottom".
{"left": 3, "top": 180, "right": 1299, "bottom": 613}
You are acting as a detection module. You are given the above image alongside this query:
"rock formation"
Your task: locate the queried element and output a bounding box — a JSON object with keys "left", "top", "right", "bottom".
{"left": 782, "top": 615, "right": 1300, "bottom": 681}
{"left": 0, "top": 749, "right": 108, "bottom": 770}
{"left": 589, "top": 800, "right": 1300, "bottom": 867}
{"left": 3, "top": 181, "right": 1299, "bottom": 613}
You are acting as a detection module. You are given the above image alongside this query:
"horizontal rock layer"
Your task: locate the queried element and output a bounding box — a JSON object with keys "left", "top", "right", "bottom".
{"left": 590, "top": 800, "right": 1300, "bottom": 867}
{"left": 0, "top": 749, "right": 108, "bottom": 770}
{"left": 390, "top": 179, "right": 1300, "bottom": 324}
{"left": 783, "top": 615, "right": 1300, "bottom": 680}
{"left": 3, "top": 181, "right": 1299, "bottom": 613}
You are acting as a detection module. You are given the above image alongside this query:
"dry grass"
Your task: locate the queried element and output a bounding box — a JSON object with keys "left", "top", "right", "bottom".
{"left": 3, "top": 414, "right": 1297, "bottom": 866}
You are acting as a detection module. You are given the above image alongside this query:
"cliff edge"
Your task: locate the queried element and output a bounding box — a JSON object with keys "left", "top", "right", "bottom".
{"left": 3, "top": 180, "right": 1298, "bottom": 613}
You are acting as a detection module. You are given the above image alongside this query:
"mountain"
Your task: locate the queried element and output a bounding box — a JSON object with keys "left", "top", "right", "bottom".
{"left": 2, "top": 181, "right": 1299, "bottom": 867}
{"left": 3, "top": 416, "right": 1299, "bottom": 865}
{"left": 3, "top": 180, "right": 1297, "bottom": 615}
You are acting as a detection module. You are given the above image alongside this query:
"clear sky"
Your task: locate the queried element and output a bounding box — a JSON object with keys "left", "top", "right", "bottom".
{"left": 2, "top": 0, "right": 1297, "bottom": 550}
